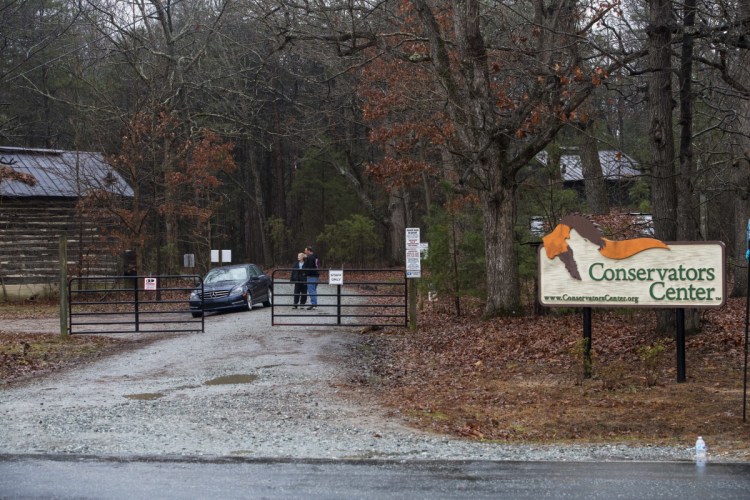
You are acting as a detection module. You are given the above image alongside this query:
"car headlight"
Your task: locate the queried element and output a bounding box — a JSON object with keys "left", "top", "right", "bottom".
{"left": 230, "top": 284, "right": 246, "bottom": 296}
{"left": 190, "top": 290, "right": 199, "bottom": 300}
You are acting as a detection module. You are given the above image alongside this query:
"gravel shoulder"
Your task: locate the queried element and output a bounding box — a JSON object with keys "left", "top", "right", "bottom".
{"left": 0, "top": 293, "right": 709, "bottom": 462}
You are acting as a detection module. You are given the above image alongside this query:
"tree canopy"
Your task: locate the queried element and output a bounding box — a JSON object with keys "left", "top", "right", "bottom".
{"left": 1, "top": 0, "right": 749, "bottom": 320}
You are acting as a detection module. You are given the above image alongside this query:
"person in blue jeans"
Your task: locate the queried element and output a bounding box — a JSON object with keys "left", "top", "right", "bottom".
{"left": 303, "top": 246, "right": 320, "bottom": 310}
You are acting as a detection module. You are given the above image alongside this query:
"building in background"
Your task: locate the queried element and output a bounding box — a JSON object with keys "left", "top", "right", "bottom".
{"left": 0, "top": 147, "right": 133, "bottom": 300}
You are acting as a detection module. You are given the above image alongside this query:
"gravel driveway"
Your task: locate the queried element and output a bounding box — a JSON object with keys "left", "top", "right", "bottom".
{"left": 0, "top": 290, "right": 708, "bottom": 462}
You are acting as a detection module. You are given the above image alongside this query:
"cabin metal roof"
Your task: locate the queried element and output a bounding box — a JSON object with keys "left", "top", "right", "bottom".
{"left": 0, "top": 146, "right": 133, "bottom": 198}
{"left": 536, "top": 150, "right": 640, "bottom": 182}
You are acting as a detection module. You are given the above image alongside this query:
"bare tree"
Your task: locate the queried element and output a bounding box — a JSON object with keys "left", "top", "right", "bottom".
{"left": 727, "top": 0, "right": 750, "bottom": 297}
{"left": 76, "top": 0, "right": 235, "bottom": 271}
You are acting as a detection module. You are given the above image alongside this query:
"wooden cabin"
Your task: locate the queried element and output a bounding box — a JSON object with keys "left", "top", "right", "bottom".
{"left": 0, "top": 147, "right": 133, "bottom": 300}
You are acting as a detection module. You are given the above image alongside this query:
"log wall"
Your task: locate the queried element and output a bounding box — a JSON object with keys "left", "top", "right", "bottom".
{"left": 0, "top": 197, "right": 120, "bottom": 298}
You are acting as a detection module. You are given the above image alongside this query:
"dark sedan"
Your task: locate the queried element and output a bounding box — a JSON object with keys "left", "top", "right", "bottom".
{"left": 189, "top": 264, "right": 272, "bottom": 317}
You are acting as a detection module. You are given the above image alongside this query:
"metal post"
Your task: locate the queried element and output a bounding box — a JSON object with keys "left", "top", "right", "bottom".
{"left": 404, "top": 275, "right": 409, "bottom": 328}
{"left": 583, "top": 307, "right": 592, "bottom": 379}
{"left": 676, "top": 308, "right": 686, "bottom": 383}
{"left": 337, "top": 284, "right": 342, "bottom": 326}
{"left": 743, "top": 257, "right": 749, "bottom": 421}
{"left": 67, "top": 279, "right": 72, "bottom": 335}
{"left": 134, "top": 276, "right": 140, "bottom": 332}
{"left": 59, "top": 235, "right": 69, "bottom": 337}
{"left": 408, "top": 276, "right": 417, "bottom": 329}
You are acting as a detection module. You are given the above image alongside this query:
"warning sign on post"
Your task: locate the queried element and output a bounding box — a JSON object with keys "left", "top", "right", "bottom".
{"left": 405, "top": 228, "right": 421, "bottom": 278}
{"left": 406, "top": 227, "right": 420, "bottom": 246}
{"left": 144, "top": 277, "right": 157, "bottom": 291}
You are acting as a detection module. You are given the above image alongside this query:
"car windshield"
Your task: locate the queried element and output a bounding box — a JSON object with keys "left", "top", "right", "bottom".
{"left": 204, "top": 267, "right": 247, "bottom": 284}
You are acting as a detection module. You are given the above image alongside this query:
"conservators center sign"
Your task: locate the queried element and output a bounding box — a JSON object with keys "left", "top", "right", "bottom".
{"left": 539, "top": 215, "right": 725, "bottom": 308}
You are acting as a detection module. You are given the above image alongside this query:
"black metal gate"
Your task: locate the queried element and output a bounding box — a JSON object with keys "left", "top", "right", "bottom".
{"left": 67, "top": 275, "right": 203, "bottom": 335}
{"left": 271, "top": 269, "right": 407, "bottom": 327}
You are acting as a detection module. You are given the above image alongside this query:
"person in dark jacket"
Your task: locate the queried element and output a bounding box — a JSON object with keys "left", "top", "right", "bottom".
{"left": 290, "top": 252, "right": 307, "bottom": 309}
{"left": 303, "top": 246, "right": 320, "bottom": 310}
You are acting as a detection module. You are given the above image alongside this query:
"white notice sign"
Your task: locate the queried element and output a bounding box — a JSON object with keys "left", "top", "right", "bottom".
{"left": 329, "top": 269, "right": 344, "bottom": 285}
{"left": 405, "top": 228, "right": 421, "bottom": 279}
{"left": 419, "top": 242, "right": 429, "bottom": 259}
{"left": 144, "top": 277, "right": 157, "bottom": 291}
{"left": 406, "top": 227, "right": 420, "bottom": 247}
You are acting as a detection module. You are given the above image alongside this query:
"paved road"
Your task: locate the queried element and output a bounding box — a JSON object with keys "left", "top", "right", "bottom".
{"left": 2, "top": 455, "right": 749, "bottom": 499}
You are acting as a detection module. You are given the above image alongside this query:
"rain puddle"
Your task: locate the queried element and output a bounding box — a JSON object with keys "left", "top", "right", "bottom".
{"left": 124, "top": 393, "right": 165, "bottom": 400}
{"left": 204, "top": 374, "right": 257, "bottom": 386}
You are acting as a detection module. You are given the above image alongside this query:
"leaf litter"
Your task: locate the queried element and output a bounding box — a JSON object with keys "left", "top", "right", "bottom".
{"left": 350, "top": 297, "right": 750, "bottom": 461}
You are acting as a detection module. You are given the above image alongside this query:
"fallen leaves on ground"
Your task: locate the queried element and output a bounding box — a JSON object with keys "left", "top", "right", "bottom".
{"left": 350, "top": 297, "right": 750, "bottom": 460}
{"left": 0, "top": 331, "right": 129, "bottom": 386}
{"left": 0, "top": 300, "right": 147, "bottom": 386}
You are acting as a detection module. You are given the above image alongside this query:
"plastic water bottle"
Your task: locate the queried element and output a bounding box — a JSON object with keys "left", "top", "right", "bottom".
{"left": 695, "top": 436, "right": 707, "bottom": 461}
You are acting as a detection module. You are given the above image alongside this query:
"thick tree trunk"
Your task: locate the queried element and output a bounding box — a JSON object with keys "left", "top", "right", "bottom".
{"left": 388, "top": 190, "right": 407, "bottom": 265}
{"left": 648, "top": 0, "right": 677, "bottom": 333}
{"left": 482, "top": 181, "right": 520, "bottom": 317}
{"left": 730, "top": 2, "right": 750, "bottom": 297}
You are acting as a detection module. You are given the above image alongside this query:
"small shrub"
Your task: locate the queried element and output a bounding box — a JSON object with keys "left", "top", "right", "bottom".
{"left": 568, "top": 337, "right": 594, "bottom": 385}
{"left": 597, "top": 359, "right": 630, "bottom": 391}
{"left": 637, "top": 339, "right": 667, "bottom": 387}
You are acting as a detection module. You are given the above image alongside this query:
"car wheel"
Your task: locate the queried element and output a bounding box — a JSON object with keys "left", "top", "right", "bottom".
{"left": 245, "top": 292, "right": 253, "bottom": 311}
{"left": 191, "top": 311, "right": 203, "bottom": 318}
{"left": 263, "top": 287, "right": 272, "bottom": 307}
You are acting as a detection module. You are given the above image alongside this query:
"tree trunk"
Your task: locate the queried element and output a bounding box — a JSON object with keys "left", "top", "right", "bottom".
{"left": 677, "top": 0, "right": 699, "bottom": 243}
{"left": 163, "top": 137, "right": 179, "bottom": 274}
{"left": 273, "top": 103, "right": 286, "bottom": 221}
{"left": 248, "top": 152, "right": 272, "bottom": 265}
{"left": 677, "top": 0, "right": 701, "bottom": 332}
{"left": 388, "top": 190, "right": 407, "bottom": 265}
{"left": 482, "top": 180, "right": 520, "bottom": 316}
{"left": 420, "top": 141, "right": 432, "bottom": 213}
{"left": 578, "top": 122, "right": 609, "bottom": 215}
{"left": 730, "top": 2, "right": 750, "bottom": 297}
{"left": 648, "top": 0, "right": 677, "bottom": 333}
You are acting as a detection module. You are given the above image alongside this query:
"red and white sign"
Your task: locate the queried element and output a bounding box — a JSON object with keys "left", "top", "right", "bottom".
{"left": 144, "top": 277, "right": 157, "bottom": 291}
